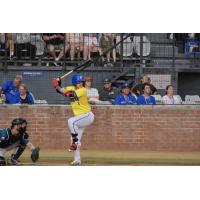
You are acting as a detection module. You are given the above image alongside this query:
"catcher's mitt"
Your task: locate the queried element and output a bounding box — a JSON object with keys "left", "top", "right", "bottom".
{"left": 31, "top": 147, "right": 40, "bottom": 163}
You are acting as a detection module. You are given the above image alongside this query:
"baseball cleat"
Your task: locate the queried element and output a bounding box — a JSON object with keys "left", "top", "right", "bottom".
{"left": 70, "top": 160, "right": 81, "bottom": 166}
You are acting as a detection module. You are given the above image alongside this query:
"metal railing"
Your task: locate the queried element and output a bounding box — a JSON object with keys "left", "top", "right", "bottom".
{"left": 1, "top": 33, "right": 200, "bottom": 69}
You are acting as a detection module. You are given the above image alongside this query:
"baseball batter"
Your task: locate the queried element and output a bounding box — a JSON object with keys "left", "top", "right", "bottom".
{"left": 53, "top": 74, "right": 94, "bottom": 165}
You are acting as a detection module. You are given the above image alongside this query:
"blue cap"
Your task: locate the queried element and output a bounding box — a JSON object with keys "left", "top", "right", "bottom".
{"left": 121, "top": 83, "right": 130, "bottom": 89}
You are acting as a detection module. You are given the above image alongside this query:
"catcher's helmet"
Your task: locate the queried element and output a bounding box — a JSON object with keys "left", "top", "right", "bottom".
{"left": 11, "top": 118, "right": 23, "bottom": 128}
{"left": 18, "top": 118, "right": 27, "bottom": 125}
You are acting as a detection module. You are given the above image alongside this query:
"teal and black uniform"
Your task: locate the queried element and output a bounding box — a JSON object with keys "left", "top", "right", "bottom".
{"left": 0, "top": 128, "right": 29, "bottom": 148}
{"left": 0, "top": 118, "right": 29, "bottom": 166}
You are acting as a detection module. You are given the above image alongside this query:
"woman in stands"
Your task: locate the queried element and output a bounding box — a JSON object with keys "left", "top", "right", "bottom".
{"left": 162, "top": 85, "right": 182, "bottom": 105}
{"left": 19, "top": 84, "right": 35, "bottom": 104}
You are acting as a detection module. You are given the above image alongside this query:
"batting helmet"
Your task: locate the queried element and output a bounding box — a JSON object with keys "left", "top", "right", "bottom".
{"left": 72, "top": 74, "right": 84, "bottom": 86}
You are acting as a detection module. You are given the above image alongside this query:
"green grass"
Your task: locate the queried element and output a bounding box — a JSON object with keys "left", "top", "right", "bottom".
{"left": 5, "top": 149, "right": 200, "bottom": 166}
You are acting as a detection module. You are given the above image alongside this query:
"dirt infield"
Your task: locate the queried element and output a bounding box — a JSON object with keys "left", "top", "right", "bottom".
{"left": 4, "top": 149, "right": 200, "bottom": 166}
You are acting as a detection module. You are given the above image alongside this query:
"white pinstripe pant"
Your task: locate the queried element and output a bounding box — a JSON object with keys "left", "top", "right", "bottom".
{"left": 68, "top": 111, "right": 94, "bottom": 162}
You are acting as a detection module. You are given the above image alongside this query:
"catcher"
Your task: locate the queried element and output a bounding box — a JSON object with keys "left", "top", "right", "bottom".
{"left": 0, "top": 118, "right": 40, "bottom": 166}
{"left": 52, "top": 74, "right": 94, "bottom": 166}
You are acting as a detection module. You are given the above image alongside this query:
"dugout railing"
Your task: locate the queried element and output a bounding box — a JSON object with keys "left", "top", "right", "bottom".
{"left": 1, "top": 33, "right": 200, "bottom": 104}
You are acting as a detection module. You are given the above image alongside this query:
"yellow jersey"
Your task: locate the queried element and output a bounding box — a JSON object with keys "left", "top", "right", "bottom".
{"left": 65, "top": 86, "right": 91, "bottom": 116}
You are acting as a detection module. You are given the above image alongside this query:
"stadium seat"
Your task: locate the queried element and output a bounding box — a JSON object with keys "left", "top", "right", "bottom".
{"left": 133, "top": 36, "right": 151, "bottom": 57}
{"left": 182, "top": 101, "right": 196, "bottom": 105}
{"left": 116, "top": 35, "right": 134, "bottom": 57}
{"left": 30, "top": 34, "right": 45, "bottom": 56}
{"left": 152, "top": 95, "right": 162, "bottom": 104}
{"left": 174, "top": 95, "right": 183, "bottom": 103}
{"left": 185, "top": 95, "right": 200, "bottom": 103}
{"left": 184, "top": 37, "right": 200, "bottom": 56}
{"left": 34, "top": 100, "right": 48, "bottom": 104}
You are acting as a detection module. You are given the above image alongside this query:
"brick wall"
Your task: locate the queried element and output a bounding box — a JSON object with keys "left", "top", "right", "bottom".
{"left": 0, "top": 105, "right": 200, "bottom": 151}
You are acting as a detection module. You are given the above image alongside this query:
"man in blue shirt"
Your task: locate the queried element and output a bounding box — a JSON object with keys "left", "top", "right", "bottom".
{"left": 137, "top": 83, "right": 156, "bottom": 105}
{"left": 1, "top": 75, "right": 22, "bottom": 104}
{"left": 0, "top": 118, "right": 40, "bottom": 165}
{"left": 114, "top": 83, "right": 137, "bottom": 105}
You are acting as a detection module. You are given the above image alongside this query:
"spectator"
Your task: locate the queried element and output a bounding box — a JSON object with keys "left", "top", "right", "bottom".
{"left": 187, "top": 33, "right": 199, "bottom": 53}
{"left": 6, "top": 33, "right": 15, "bottom": 59}
{"left": 83, "top": 33, "right": 98, "bottom": 60}
{"left": 162, "top": 85, "right": 182, "bottom": 104}
{"left": 19, "top": 84, "right": 35, "bottom": 104}
{"left": 131, "top": 86, "right": 138, "bottom": 99}
{"left": 0, "top": 33, "right": 14, "bottom": 59}
{"left": 133, "top": 74, "right": 157, "bottom": 96}
{"left": 66, "top": 33, "right": 83, "bottom": 61}
{"left": 99, "top": 33, "right": 113, "bottom": 67}
{"left": 0, "top": 33, "right": 6, "bottom": 55}
{"left": 137, "top": 83, "right": 156, "bottom": 105}
{"left": 111, "top": 33, "right": 117, "bottom": 63}
{"left": 114, "top": 83, "right": 137, "bottom": 105}
{"left": 99, "top": 78, "right": 119, "bottom": 103}
{"left": 14, "top": 33, "right": 36, "bottom": 60}
{"left": 0, "top": 86, "right": 5, "bottom": 104}
{"left": 84, "top": 76, "right": 99, "bottom": 103}
{"left": 42, "top": 33, "right": 65, "bottom": 66}
{"left": 1, "top": 75, "right": 22, "bottom": 104}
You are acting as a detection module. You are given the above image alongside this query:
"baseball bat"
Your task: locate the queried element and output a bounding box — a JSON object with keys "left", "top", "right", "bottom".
{"left": 60, "top": 60, "right": 92, "bottom": 80}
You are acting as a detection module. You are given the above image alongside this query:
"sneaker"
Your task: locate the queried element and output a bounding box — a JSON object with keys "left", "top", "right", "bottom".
{"left": 70, "top": 160, "right": 81, "bottom": 166}
{"left": 53, "top": 62, "right": 59, "bottom": 67}
{"left": 107, "top": 62, "right": 113, "bottom": 67}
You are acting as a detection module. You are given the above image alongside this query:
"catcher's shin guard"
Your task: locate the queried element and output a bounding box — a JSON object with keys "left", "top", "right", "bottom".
{"left": 0, "top": 156, "right": 6, "bottom": 166}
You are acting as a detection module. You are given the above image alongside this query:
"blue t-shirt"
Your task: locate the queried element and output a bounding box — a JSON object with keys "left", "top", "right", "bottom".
{"left": 114, "top": 93, "right": 137, "bottom": 105}
{"left": 137, "top": 95, "right": 156, "bottom": 105}
{"left": 2, "top": 80, "right": 20, "bottom": 104}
